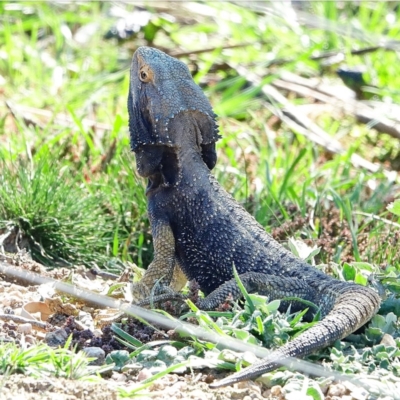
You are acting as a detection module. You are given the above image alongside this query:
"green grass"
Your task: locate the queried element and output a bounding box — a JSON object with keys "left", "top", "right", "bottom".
{"left": 1, "top": 1, "right": 400, "bottom": 397}
{"left": 0, "top": 337, "right": 106, "bottom": 380}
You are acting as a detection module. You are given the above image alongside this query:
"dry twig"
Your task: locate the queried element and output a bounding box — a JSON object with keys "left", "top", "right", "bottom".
{"left": 0, "top": 314, "right": 48, "bottom": 331}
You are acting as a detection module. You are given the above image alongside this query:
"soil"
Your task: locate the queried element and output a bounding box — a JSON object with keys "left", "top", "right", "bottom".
{"left": 0, "top": 256, "right": 272, "bottom": 400}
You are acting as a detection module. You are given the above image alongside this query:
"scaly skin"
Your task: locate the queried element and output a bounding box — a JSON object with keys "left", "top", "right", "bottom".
{"left": 127, "top": 46, "right": 381, "bottom": 388}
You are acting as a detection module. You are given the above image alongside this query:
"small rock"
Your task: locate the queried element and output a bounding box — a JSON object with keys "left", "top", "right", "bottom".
{"left": 44, "top": 328, "right": 68, "bottom": 347}
{"left": 93, "top": 329, "right": 103, "bottom": 337}
{"left": 111, "top": 371, "right": 127, "bottom": 382}
{"left": 231, "top": 389, "right": 248, "bottom": 400}
{"left": 17, "top": 323, "right": 32, "bottom": 334}
{"left": 137, "top": 368, "right": 152, "bottom": 381}
{"left": 271, "top": 385, "right": 283, "bottom": 396}
{"left": 327, "top": 383, "right": 347, "bottom": 397}
{"left": 237, "top": 381, "right": 261, "bottom": 394}
{"left": 380, "top": 333, "right": 396, "bottom": 347}
{"left": 24, "top": 335, "right": 35, "bottom": 344}
{"left": 2, "top": 298, "right": 11, "bottom": 307}
{"left": 204, "top": 374, "right": 214, "bottom": 384}
{"left": 82, "top": 347, "right": 106, "bottom": 365}
{"left": 236, "top": 382, "right": 250, "bottom": 389}
{"left": 262, "top": 389, "right": 272, "bottom": 398}
{"left": 78, "top": 310, "right": 94, "bottom": 331}
{"left": 150, "top": 381, "right": 165, "bottom": 391}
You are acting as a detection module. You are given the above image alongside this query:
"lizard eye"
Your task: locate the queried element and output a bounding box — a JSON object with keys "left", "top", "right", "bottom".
{"left": 139, "top": 67, "right": 152, "bottom": 83}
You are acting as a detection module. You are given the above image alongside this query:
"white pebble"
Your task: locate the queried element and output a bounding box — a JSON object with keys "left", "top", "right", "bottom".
{"left": 137, "top": 368, "right": 152, "bottom": 381}
{"left": 17, "top": 323, "right": 32, "bottom": 334}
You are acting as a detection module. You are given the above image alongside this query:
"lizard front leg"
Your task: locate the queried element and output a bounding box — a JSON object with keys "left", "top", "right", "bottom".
{"left": 131, "top": 221, "right": 187, "bottom": 303}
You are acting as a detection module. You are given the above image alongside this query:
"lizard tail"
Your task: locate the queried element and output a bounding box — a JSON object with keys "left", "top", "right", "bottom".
{"left": 210, "top": 283, "right": 381, "bottom": 388}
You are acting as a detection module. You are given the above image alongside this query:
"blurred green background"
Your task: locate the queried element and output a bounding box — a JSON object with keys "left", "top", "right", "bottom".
{"left": 0, "top": 1, "right": 399, "bottom": 274}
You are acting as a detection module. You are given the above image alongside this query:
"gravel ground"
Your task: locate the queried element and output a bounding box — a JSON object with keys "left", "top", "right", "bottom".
{"left": 0, "top": 259, "right": 376, "bottom": 400}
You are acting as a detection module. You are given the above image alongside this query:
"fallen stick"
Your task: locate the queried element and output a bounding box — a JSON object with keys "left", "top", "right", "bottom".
{"left": 0, "top": 314, "right": 48, "bottom": 330}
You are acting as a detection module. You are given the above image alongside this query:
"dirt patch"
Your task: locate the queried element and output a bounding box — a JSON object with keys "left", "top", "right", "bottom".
{"left": 0, "top": 250, "right": 385, "bottom": 400}
{"left": 0, "top": 258, "right": 272, "bottom": 400}
{"left": 0, "top": 374, "right": 119, "bottom": 400}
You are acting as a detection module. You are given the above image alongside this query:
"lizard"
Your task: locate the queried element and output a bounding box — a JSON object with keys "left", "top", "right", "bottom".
{"left": 127, "top": 46, "right": 381, "bottom": 388}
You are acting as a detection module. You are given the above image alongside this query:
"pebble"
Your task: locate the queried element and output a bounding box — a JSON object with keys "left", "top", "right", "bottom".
{"left": 150, "top": 381, "right": 165, "bottom": 391}
{"left": 262, "top": 389, "right": 272, "bottom": 398}
{"left": 237, "top": 381, "right": 261, "bottom": 394}
{"left": 82, "top": 347, "right": 106, "bottom": 365}
{"left": 271, "top": 385, "right": 283, "bottom": 396}
{"left": 17, "top": 323, "right": 32, "bottom": 334}
{"left": 92, "top": 328, "right": 103, "bottom": 337}
{"left": 137, "top": 368, "right": 152, "bottom": 381}
{"left": 231, "top": 389, "right": 248, "bottom": 399}
{"left": 24, "top": 335, "right": 36, "bottom": 344}
{"left": 327, "top": 383, "right": 347, "bottom": 397}
{"left": 44, "top": 328, "right": 68, "bottom": 347}
{"left": 111, "top": 371, "right": 127, "bottom": 382}
{"left": 78, "top": 310, "right": 94, "bottom": 331}
{"left": 380, "top": 333, "right": 396, "bottom": 347}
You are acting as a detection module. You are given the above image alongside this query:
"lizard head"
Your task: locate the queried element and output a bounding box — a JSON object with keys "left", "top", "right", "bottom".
{"left": 127, "top": 47, "right": 220, "bottom": 152}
